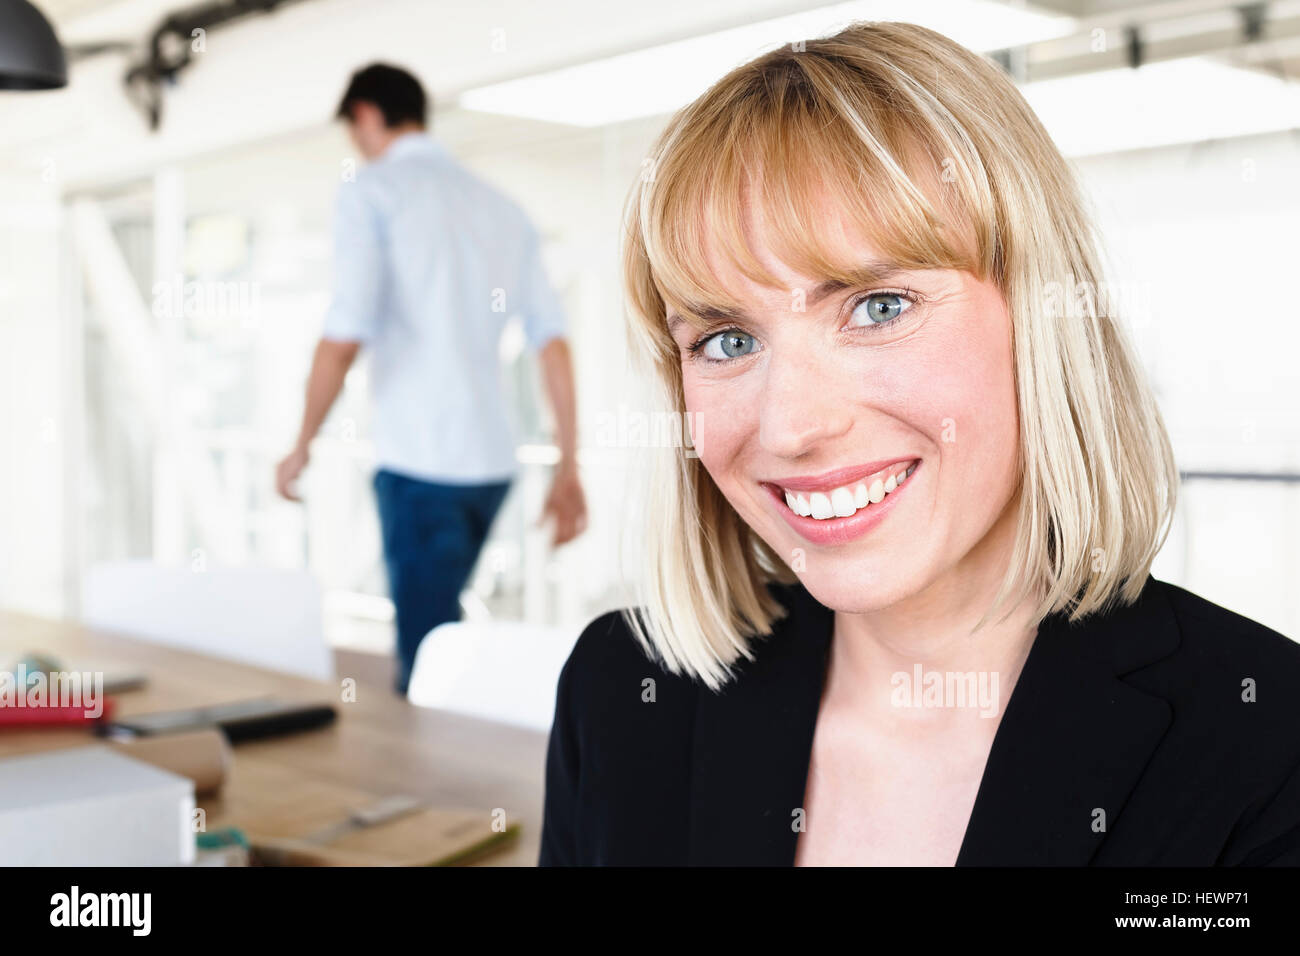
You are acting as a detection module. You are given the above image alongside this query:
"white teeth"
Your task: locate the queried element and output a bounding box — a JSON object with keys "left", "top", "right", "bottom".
{"left": 780, "top": 462, "right": 917, "bottom": 521}
{"left": 831, "top": 487, "right": 856, "bottom": 517}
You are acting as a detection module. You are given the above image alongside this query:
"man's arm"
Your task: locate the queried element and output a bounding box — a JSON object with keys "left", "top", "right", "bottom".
{"left": 275, "top": 338, "right": 361, "bottom": 501}
{"left": 537, "top": 337, "right": 587, "bottom": 545}
{"left": 277, "top": 174, "right": 381, "bottom": 502}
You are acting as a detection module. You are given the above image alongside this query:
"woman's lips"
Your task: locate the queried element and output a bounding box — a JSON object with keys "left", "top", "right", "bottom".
{"left": 763, "top": 459, "right": 919, "bottom": 546}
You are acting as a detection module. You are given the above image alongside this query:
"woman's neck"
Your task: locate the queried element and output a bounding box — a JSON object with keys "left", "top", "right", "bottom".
{"left": 824, "top": 499, "right": 1041, "bottom": 725}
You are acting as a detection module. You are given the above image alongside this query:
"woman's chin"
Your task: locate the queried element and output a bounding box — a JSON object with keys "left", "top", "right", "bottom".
{"left": 789, "top": 560, "right": 927, "bottom": 615}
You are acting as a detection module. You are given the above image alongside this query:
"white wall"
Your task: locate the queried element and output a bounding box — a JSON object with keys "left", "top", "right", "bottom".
{"left": 1077, "top": 130, "right": 1300, "bottom": 638}
{"left": 0, "top": 175, "right": 69, "bottom": 617}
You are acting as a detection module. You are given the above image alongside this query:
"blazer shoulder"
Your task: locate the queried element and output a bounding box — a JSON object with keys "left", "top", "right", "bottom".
{"left": 556, "top": 608, "right": 696, "bottom": 710}
{"left": 560, "top": 578, "right": 823, "bottom": 687}
{"left": 543, "top": 609, "right": 701, "bottom": 865}
{"left": 563, "top": 608, "right": 663, "bottom": 673}
{"left": 1148, "top": 582, "right": 1300, "bottom": 864}
{"left": 1148, "top": 578, "right": 1300, "bottom": 766}
{"left": 1154, "top": 578, "right": 1300, "bottom": 673}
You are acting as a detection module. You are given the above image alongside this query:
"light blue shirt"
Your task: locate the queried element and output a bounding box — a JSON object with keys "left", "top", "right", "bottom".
{"left": 322, "top": 131, "right": 566, "bottom": 483}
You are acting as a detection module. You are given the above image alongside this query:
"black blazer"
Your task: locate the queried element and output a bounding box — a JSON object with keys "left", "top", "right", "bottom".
{"left": 539, "top": 576, "right": 1300, "bottom": 865}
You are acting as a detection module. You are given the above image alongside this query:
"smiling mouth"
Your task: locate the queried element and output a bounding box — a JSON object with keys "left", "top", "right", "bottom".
{"left": 768, "top": 459, "right": 919, "bottom": 521}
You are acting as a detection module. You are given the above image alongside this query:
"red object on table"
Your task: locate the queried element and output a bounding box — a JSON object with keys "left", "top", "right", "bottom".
{"left": 0, "top": 697, "right": 115, "bottom": 727}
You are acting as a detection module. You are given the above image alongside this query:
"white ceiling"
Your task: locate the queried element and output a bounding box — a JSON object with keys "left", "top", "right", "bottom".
{"left": 9, "top": 0, "right": 859, "bottom": 188}
{"left": 7, "top": 0, "right": 1300, "bottom": 190}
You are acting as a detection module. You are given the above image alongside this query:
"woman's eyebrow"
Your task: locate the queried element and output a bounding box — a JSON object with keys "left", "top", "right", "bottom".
{"left": 810, "top": 261, "right": 914, "bottom": 300}
{"left": 665, "top": 261, "right": 913, "bottom": 331}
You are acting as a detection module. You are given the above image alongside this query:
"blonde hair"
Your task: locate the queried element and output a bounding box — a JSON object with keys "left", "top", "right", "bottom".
{"left": 620, "top": 20, "right": 1178, "bottom": 690}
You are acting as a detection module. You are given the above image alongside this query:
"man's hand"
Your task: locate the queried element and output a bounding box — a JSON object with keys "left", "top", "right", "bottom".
{"left": 275, "top": 444, "right": 311, "bottom": 502}
{"left": 277, "top": 339, "right": 360, "bottom": 503}
{"left": 539, "top": 462, "right": 588, "bottom": 547}
{"left": 535, "top": 338, "right": 585, "bottom": 546}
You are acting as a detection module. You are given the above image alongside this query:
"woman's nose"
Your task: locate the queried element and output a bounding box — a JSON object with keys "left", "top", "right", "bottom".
{"left": 756, "top": 349, "right": 855, "bottom": 460}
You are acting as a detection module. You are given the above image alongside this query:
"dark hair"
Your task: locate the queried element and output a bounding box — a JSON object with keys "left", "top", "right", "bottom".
{"left": 336, "top": 63, "right": 428, "bottom": 127}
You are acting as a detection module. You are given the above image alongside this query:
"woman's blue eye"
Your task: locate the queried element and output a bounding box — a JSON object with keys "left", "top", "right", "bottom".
{"left": 701, "top": 329, "right": 760, "bottom": 360}
{"left": 849, "top": 293, "right": 911, "bottom": 328}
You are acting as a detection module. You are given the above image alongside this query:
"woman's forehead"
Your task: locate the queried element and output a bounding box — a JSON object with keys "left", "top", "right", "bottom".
{"left": 646, "top": 114, "right": 985, "bottom": 327}
{"left": 729, "top": 188, "right": 879, "bottom": 279}
{"left": 665, "top": 188, "right": 965, "bottom": 325}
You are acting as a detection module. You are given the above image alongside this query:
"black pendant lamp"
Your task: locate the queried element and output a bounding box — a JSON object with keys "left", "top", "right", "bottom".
{"left": 0, "top": 0, "right": 67, "bottom": 90}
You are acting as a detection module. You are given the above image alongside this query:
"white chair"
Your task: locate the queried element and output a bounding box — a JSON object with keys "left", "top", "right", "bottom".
{"left": 82, "top": 561, "right": 332, "bottom": 681}
{"left": 405, "top": 620, "right": 580, "bottom": 731}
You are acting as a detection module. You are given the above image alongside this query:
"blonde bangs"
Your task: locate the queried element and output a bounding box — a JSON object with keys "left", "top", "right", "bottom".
{"left": 637, "top": 52, "right": 995, "bottom": 341}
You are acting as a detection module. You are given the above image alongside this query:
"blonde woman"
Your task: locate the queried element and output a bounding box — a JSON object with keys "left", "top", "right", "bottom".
{"left": 540, "top": 21, "right": 1300, "bottom": 866}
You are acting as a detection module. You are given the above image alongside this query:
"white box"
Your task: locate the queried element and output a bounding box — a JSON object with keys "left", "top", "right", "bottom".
{"left": 0, "top": 746, "right": 196, "bottom": 866}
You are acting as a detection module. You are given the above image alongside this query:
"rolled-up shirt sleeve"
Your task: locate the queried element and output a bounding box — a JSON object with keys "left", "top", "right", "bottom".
{"left": 520, "top": 227, "right": 567, "bottom": 352}
{"left": 321, "top": 180, "right": 385, "bottom": 344}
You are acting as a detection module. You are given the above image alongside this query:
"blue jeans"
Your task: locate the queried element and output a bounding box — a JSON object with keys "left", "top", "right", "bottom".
{"left": 372, "top": 469, "right": 511, "bottom": 695}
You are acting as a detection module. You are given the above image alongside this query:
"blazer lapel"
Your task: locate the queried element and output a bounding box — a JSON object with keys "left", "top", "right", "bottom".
{"left": 956, "top": 577, "right": 1180, "bottom": 865}
{"left": 687, "top": 584, "right": 833, "bottom": 866}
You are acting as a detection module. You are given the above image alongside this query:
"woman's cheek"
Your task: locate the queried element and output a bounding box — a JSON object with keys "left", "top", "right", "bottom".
{"left": 902, "top": 310, "right": 1019, "bottom": 505}
{"left": 834, "top": 335, "right": 965, "bottom": 453}
{"left": 682, "top": 374, "right": 751, "bottom": 486}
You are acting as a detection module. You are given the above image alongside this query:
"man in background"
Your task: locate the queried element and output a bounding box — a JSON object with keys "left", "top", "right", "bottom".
{"left": 276, "top": 63, "right": 587, "bottom": 695}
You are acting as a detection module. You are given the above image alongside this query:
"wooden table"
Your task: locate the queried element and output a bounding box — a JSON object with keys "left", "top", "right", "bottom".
{"left": 0, "top": 612, "right": 548, "bottom": 866}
